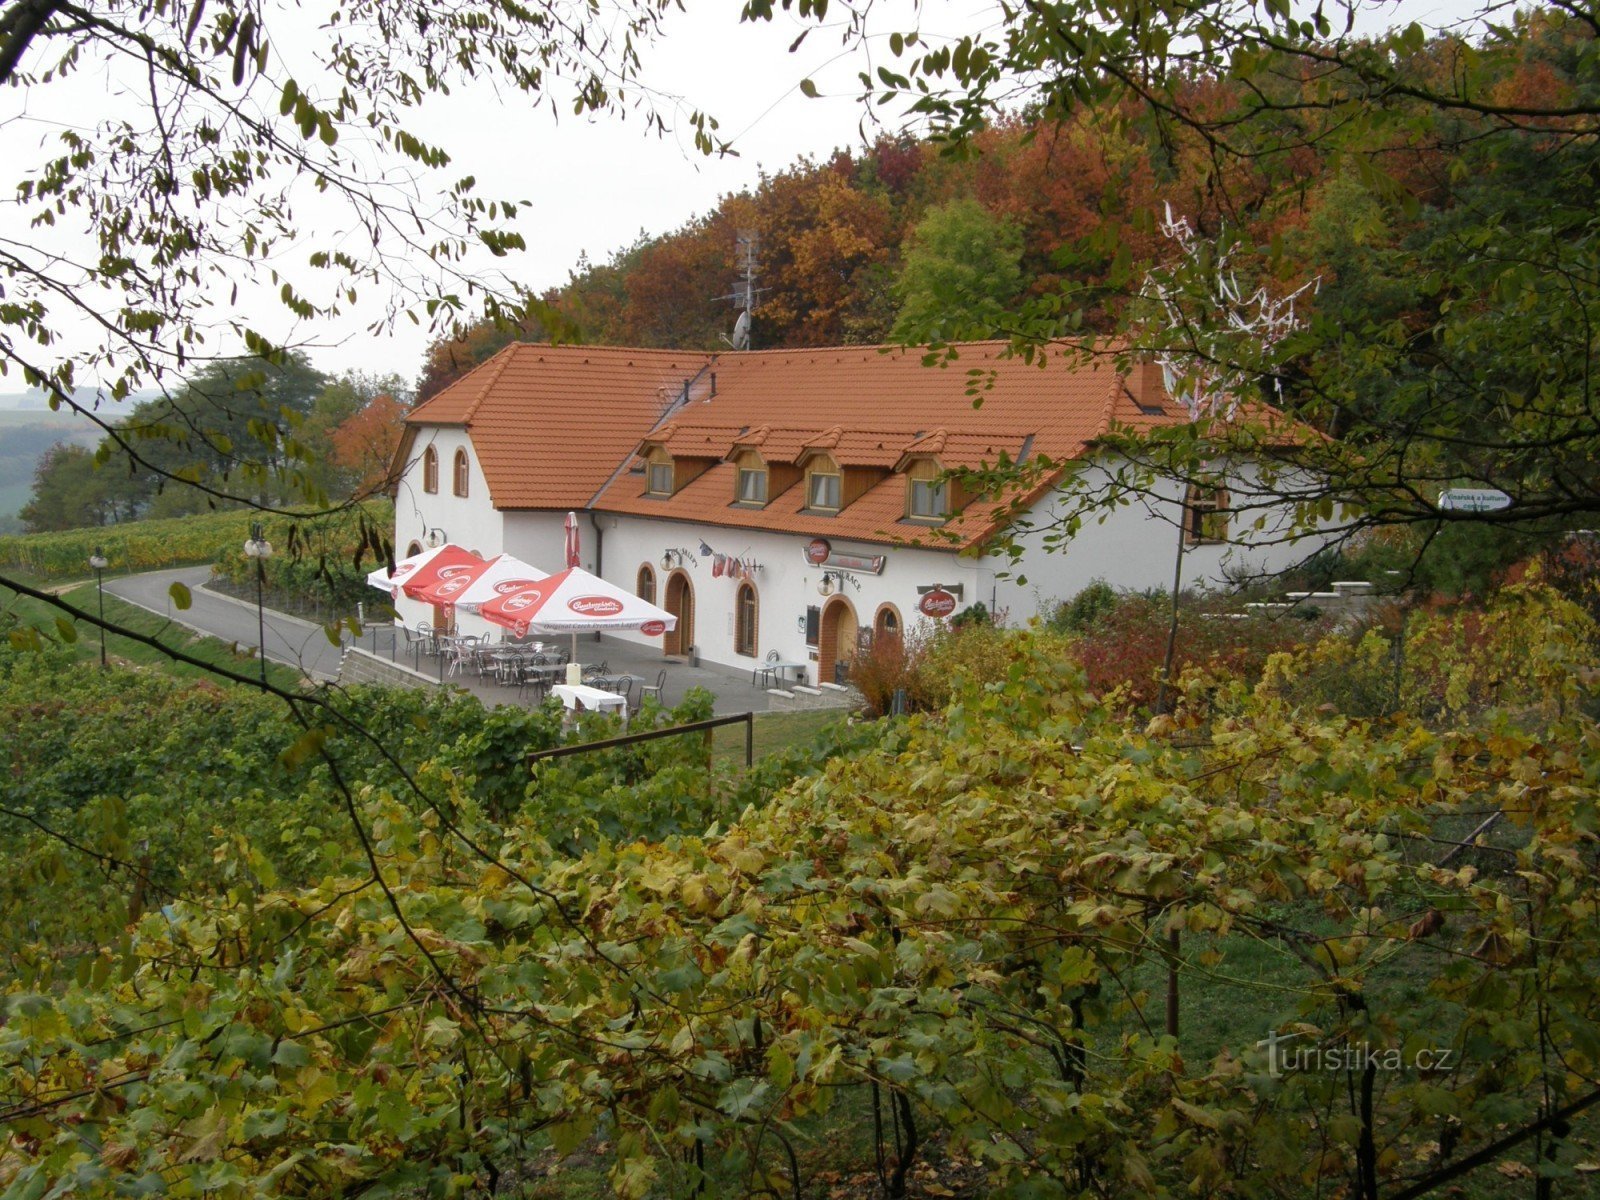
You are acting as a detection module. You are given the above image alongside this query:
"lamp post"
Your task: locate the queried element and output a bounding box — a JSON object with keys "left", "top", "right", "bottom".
{"left": 88, "top": 547, "right": 108, "bottom": 667}
{"left": 242, "top": 522, "right": 273, "bottom": 685}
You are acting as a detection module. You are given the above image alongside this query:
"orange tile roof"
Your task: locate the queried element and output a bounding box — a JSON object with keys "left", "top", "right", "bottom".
{"left": 599, "top": 342, "right": 1135, "bottom": 549}
{"left": 404, "top": 344, "right": 709, "bottom": 509}
{"left": 404, "top": 340, "right": 1230, "bottom": 551}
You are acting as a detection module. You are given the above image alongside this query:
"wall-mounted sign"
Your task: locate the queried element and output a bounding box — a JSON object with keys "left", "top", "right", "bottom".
{"left": 1437, "top": 488, "right": 1512, "bottom": 512}
{"left": 830, "top": 551, "right": 886, "bottom": 574}
{"left": 919, "top": 588, "right": 957, "bottom": 618}
{"left": 801, "top": 539, "right": 886, "bottom": 575}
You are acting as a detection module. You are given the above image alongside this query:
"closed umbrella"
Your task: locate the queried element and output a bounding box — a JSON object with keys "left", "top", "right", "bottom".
{"left": 564, "top": 511, "right": 580, "bottom": 569}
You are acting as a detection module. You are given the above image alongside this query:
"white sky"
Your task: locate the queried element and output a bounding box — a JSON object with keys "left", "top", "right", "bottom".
{"left": 0, "top": 0, "right": 1489, "bottom": 393}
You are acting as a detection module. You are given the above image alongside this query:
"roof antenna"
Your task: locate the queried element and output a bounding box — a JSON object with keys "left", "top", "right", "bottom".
{"left": 715, "top": 231, "right": 764, "bottom": 350}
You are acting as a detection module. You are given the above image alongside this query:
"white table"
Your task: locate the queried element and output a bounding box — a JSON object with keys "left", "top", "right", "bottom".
{"left": 758, "top": 660, "right": 808, "bottom": 688}
{"left": 551, "top": 683, "right": 628, "bottom": 717}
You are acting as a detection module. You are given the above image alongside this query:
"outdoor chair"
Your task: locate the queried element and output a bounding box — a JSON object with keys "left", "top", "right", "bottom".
{"left": 405, "top": 623, "right": 435, "bottom": 664}
{"left": 446, "top": 635, "right": 482, "bottom": 677}
{"left": 753, "top": 649, "right": 780, "bottom": 688}
{"left": 639, "top": 669, "right": 667, "bottom": 706}
{"left": 580, "top": 660, "right": 610, "bottom": 684}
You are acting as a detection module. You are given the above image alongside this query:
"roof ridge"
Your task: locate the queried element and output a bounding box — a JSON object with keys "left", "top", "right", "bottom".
{"left": 1090, "top": 368, "right": 1126, "bottom": 442}
{"left": 459, "top": 344, "right": 520, "bottom": 425}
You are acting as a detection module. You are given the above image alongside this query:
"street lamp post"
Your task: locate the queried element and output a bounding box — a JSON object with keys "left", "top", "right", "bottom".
{"left": 242, "top": 523, "right": 273, "bottom": 685}
{"left": 88, "top": 547, "right": 108, "bottom": 668}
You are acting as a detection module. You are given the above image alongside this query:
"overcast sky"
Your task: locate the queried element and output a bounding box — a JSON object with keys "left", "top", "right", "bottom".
{"left": 0, "top": 0, "right": 1488, "bottom": 393}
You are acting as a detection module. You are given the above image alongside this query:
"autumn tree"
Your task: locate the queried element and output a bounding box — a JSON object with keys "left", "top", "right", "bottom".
{"left": 761, "top": 1, "right": 1600, "bottom": 557}
{"left": 327, "top": 391, "right": 409, "bottom": 496}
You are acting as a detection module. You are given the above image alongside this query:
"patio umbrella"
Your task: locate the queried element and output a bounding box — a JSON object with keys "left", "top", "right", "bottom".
{"left": 366, "top": 543, "right": 483, "bottom": 595}
{"left": 410, "top": 551, "right": 507, "bottom": 610}
{"left": 452, "top": 554, "right": 549, "bottom": 611}
{"left": 477, "top": 565, "right": 675, "bottom": 667}
{"left": 564, "top": 511, "right": 580, "bottom": 568}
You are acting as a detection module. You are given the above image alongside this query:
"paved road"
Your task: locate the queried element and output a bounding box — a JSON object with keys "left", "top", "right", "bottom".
{"left": 104, "top": 566, "right": 345, "bottom": 681}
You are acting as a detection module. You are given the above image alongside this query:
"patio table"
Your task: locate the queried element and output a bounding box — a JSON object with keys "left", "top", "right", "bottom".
{"left": 757, "top": 660, "right": 808, "bottom": 688}
{"left": 551, "top": 683, "right": 628, "bottom": 718}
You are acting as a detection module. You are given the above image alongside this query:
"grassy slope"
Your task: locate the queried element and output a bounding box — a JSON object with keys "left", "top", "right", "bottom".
{"left": 2, "top": 576, "right": 306, "bottom": 691}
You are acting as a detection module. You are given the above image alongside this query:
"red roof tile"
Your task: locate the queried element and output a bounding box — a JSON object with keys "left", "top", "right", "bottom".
{"left": 405, "top": 340, "right": 1229, "bottom": 550}
{"left": 406, "top": 344, "right": 708, "bottom": 509}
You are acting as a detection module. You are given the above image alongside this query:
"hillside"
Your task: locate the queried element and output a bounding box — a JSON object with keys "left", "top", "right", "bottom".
{"left": 0, "top": 411, "right": 101, "bottom": 535}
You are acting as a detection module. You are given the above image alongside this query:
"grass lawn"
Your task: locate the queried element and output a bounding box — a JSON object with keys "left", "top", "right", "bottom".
{"left": 709, "top": 707, "right": 850, "bottom": 766}
{"left": 2, "top": 578, "right": 305, "bottom": 691}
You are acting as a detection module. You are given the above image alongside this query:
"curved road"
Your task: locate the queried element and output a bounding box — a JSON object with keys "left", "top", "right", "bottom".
{"left": 104, "top": 566, "right": 346, "bottom": 681}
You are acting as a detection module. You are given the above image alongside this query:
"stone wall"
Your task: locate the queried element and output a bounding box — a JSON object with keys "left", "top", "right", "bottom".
{"left": 337, "top": 646, "right": 445, "bottom": 690}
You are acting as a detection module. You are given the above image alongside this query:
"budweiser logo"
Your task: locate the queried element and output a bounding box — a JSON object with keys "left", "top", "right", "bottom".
{"left": 501, "top": 591, "right": 540, "bottom": 612}
{"left": 919, "top": 590, "right": 957, "bottom": 618}
{"left": 393, "top": 563, "right": 415, "bottom": 578}
{"left": 568, "top": 595, "right": 623, "bottom": 616}
{"left": 437, "top": 564, "right": 473, "bottom": 579}
{"left": 640, "top": 619, "right": 666, "bottom": 637}
{"left": 494, "top": 579, "right": 538, "bottom": 594}
{"left": 435, "top": 577, "right": 470, "bottom": 597}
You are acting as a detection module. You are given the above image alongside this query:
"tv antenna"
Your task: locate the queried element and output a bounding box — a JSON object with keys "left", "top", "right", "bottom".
{"left": 715, "top": 231, "right": 766, "bottom": 350}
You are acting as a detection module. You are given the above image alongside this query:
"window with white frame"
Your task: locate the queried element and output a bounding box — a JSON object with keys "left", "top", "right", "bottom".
{"left": 807, "top": 456, "right": 841, "bottom": 511}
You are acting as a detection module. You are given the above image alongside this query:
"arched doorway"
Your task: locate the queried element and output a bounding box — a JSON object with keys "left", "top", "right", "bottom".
{"left": 819, "top": 596, "right": 858, "bottom": 684}
{"left": 663, "top": 570, "right": 694, "bottom": 657}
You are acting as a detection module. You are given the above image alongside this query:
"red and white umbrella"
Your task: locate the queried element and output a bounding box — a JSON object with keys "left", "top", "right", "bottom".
{"left": 365, "top": 543, "right": 486, "bottom": 599}
{"left": 564, "top": 511, "right": 581, "bottom": 569}
{"left": 452, "top": 554, "right": 549, "bottom": 610}
{"left": 477, "top": 566, "right": 675, "bottom": 657}
{"left": 410, "top": 551, "right": 506, "bottom": 609}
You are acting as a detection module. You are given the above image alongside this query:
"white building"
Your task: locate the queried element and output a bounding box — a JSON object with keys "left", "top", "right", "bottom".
{"left": 391, "top": 341, "right": 1310, "bottom": 683}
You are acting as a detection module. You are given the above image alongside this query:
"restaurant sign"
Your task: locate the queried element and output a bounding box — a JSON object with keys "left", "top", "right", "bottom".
{"left": 919, "top": 588, "right": 957, "bottom": 618}
{"left": 801, "top": 540, "right": 886, "bottom": 575}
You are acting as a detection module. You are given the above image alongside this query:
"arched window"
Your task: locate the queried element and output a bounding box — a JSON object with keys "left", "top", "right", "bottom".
{"left": 875, "top": 604, "right": 902, "bottom": 643}
{"left": 452, "top": 448, "right": 470, "bottom": 497}
{"left": 405, "top": 540, "right": 423, "bottom": 558}
{"left": 422, "top": 446, "right": 438, "bottom": 494}
{"left": 735, "top": 582, "right": 758, "bottom": 657}
{"left": 637, "top": 563, "right": 656, "bottom": 605}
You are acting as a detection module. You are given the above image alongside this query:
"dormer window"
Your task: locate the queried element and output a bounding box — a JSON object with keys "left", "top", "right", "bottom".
{"left": 645, "top": 448, "right": 674, "bottom": 497}
{"left": 806, "top": 455, "right": 841, "bottom": 512}
{"left": 906, "top": 458, "right": 949, "bottom": 521}
{"left": 733, "top": 451, "right": 768, "bottom": 505}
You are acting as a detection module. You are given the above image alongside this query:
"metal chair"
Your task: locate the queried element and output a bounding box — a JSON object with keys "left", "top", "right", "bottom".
{"left": 639, "top": 668, "right": 667, "bottom": 706}
{"left": 753, "top": 649, "right": 780, "bottom": 688}
{"left": 446, "top": 635, "right": 482, "bottom": 676}
{"left": 404, "top": 623, "right": 435, "bottom": 665}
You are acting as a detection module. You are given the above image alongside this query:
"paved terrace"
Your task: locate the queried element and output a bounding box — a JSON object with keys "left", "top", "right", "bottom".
{"left": 352, "top": 624, "right": 789, "bottom": 716}
{"left": 103, "top": 567, "right": 843, "bottom": 716}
